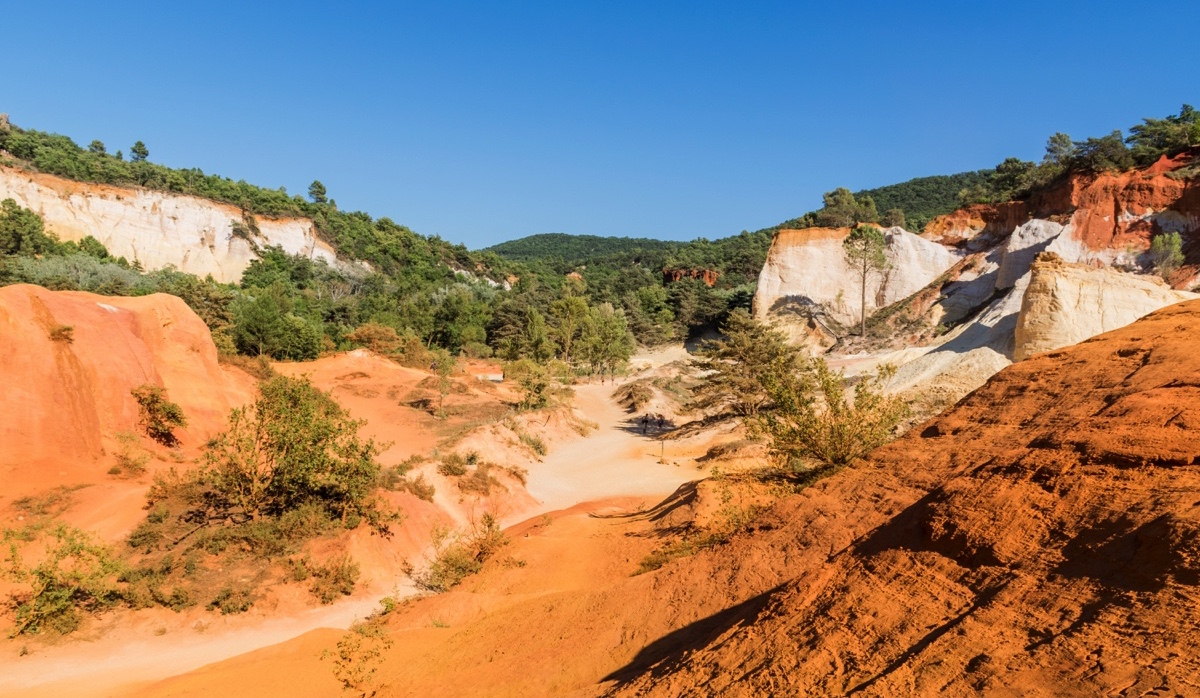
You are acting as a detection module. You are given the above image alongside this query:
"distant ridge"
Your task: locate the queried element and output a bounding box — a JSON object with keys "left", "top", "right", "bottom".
{"left": 485, "top": 233, "right": 677, "bottom": 262}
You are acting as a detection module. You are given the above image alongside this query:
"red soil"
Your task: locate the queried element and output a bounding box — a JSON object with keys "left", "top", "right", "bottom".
{"left": 0, "top": 284, "right": 255, "bottom": 522}
{"left": 132, "top": 298, "right": 1200, "bottom": 696}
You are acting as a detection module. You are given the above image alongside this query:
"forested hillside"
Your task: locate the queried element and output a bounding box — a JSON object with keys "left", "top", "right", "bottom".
{"left": 2, "top": 104, "right": 1196, "bottom": 366}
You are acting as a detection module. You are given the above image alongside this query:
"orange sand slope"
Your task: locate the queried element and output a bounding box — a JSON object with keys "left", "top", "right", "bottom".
{"left": 0, "top": 283, "right": 255, "bottom": 503}
{"left": 133, "top": 299, "right": 1200, "bottom": 697}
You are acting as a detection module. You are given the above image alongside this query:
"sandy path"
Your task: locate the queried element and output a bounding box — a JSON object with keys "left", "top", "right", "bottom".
{"left": 509, "top": 380, "right": 698, "bottom": 523}
{"left": 0, "top": 374, "right": 701, "bottom": 698}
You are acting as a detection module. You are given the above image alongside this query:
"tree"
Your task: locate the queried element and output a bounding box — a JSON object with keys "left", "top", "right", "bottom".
{"left": 0, "top": 198, "right": 60, "bottom": 256}
{"left": 430, "top": 347, "right": 456, "bottom": 419}
{"left": 881, "top": 208, "right": 906, "bottom": 228}
{"left": 549, "top": 295, "right": 589, "bottom": 364}
{"left": 1072, "top": 130, "right": 1133, "bottom": 172}
{"left": 204, "top": 375, "right": 387, "bottom": 527}
{"left": 131, "top": 384, "right": 187, "bottom": 446}
{"left": 521, "top": 306, "right": 555, "bottom": 363}
{"left": 1149, "top": 231, "right": 1185, "bottom": 280}
{"left": 755, "top": 359, "right": 909, "bottom": 469}
{"left": 308, "top": 180, "right": 328, "bottom": 204}
{"left": 580, "top": 303, "right": 635, "bottom": 377}
{"left": 129, "top": 141, "right": 149, "bottom": 163}
{"left": 1044, "top": 132, "right": 1075, "bottom": 166}
{"left": 815, "top": 188, "right": 877, "bottom": 228}
{"left": 842, "top": 225, "right": 888, "bottom": 337}
{"left": 87, "top": 140, "right": 107, "bottom": 156}
{"left": 1128, "top": 104, "right": 1200, "bottom": 166}
{"left": 690, "top": 309, "right": 807, "bottom": 418}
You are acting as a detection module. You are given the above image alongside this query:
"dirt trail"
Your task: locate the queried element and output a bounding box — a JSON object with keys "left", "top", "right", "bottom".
{"left": 512, "top": 379, "right": 699, "bottom": 523}
{"left": 0, "top": 371, "right": 702, "bottom": 698}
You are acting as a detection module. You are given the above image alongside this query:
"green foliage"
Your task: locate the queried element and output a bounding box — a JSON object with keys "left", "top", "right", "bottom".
{"left": 48, "top": 324, "right": 74, "bottom": 343}
{"left": 507, "top": 358, "right": 551, "bottom": 410}
{"left": 0, "top": 198, "right": 63, "bottom": 256}
{"left": 304, "top": 555, "right": 361, "bottom": 604}
{"left": 849, "top": 171, "right": 995, "bottom": 231}
{"left": 578, "top": 302, "right": 636, "bottom": 376}
{"left": 203, "top": 375, "right": 392, "bottom": 529}
{"left": 131, "top": 384, "right": 187, "bottom": 447}
{"left": 405, "top": 514, "right": 508, "bottom": 593}
{"left": 2, "top": 525, "right": 126, "bottom": 636}
{"left": 308, "top": 180, "right": 328, "bottom": 205}
{"left": 690, "top": 309, "right": 807, "bottom": 418}
{"left": 209, "top": 586, "right": 254, "bottom": 614}
{"left": 437, "top": 452, "right": 470, "bottom": 477}
{"left": 756, "top": 360, "right": 909, "bottom": 469}
{"left": 1128, "top": 104, "right": 1200, "bottom": 166}
{"left": 842, "top": 225, "right": 889, "bottom": 337}
{"left": 324, "top": 616, "right": 393, "bottom": 697}
{"left": 485, "top": 233, "right": 677, "bottom": 263}
{"left": 1149, "top": 231, "right": 1185, "bottom": 279}
{"left": 814, "top": 188, "right": 878, "bottom": 228}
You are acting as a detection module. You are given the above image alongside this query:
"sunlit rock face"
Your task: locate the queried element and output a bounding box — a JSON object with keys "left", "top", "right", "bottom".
{"left": 0, "top": 166, "right": 339, "bottom": 283}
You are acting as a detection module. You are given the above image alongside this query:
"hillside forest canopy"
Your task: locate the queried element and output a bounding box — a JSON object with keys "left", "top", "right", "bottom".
{"left": 0, "top": 104, "right": 1197, "bottom": 364}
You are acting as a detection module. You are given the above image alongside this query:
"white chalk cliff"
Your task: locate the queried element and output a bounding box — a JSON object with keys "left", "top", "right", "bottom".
{"left": 1014, "top": 254, "right": 1198, "bottom": 361}
{"left": 753, "top": 226, "right": 959, "bottom": 328}
{"left": 0, "top": 166, "right": 340, "bottom": 283}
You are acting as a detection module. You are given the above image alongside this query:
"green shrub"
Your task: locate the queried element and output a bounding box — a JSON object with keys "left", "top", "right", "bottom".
{"left": 48, "top": 324, "right": 74, "bottom": 343}
{"left": 457, "top": 464, "right": 501, "bottom": 496}
{"left": 518, "top": 432, "right": 547, "bottom": 456}
{"left": 308, "top": 555, "right": 360, "bottom": 604}
{"left": 131, "top": 384, "right": 187, "bottom": 447}
{"left": 203, "top": 375, "right": 393, "bottom": 531}
{"left": 437, "top": 453, "right": 469, "bottom": 477}
{"left": 2, "top": 525, "right": 126, "bottom": 636}
{"left": 406, "top": 514, "right": 508, "bottom": 593}
{"left": 209, "top": 586, "right": 254, "bottom": 614}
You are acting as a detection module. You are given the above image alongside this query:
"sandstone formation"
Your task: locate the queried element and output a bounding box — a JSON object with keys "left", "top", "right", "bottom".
{"left": 0, "top": 283, "right": 254, "bottom": 484}
{"left": 0, "top": 166, "right": 340, "bottom": 283}
{"left": 125, "top": 300, "right": 1200, "bottom": 697}
{"left": 1014, "top": 253, "right": 1198, "bottom": 361}
{"left": 753, "top": 226, "right": 959, "bottom": 328}
{"left": 755, "top": 160, "right": 1200, "bottom": 405}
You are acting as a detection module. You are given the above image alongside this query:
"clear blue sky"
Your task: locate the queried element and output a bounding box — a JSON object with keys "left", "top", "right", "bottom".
{"left": 5, "top": 1, "right": 1198, "bottom": 249}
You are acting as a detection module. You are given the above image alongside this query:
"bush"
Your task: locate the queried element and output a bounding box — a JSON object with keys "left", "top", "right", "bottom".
{"left": 518, "top": 432, "right": 547, "bottom": 456}
{"left": 2, "top": 525, "right": 126, "bottom": 635}
{"left": 48, "top": 324, "right": 74, "bottom": 343}
{"left": 109, "top": 432, "right": 149, "bottom": 477}
{"left": 209, "top": 586, "right": 254, "bottom": 614}
{"left": 756, "top": 359, "right": 909, "bottom": 469}
{"left": 458, "top": 464, "right": 502, "bottom": 496}
{"left": 406, "top": 514, "right": 508, "bottom": 592}
{"left": 203, "top": 375, "right": 393, "bottom": 530}
{"left": 437, "top": 453, "right": 469, "bottom": 477}
{"left": 131, "top": 384, "right": 187, "bottom": 447}
{"left": 308, "top": 555, "right": 360, "bottom": 604}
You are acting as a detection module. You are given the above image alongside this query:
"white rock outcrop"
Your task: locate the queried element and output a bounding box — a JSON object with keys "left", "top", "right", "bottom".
{"left": 1013, "top": 254, "right": 1198, "bottom": 361}
{"left": 0, "top": 167, "right": 339, "bottom": 283}
{"left": 753, "top": 226, "right": 959, "bottom": 327}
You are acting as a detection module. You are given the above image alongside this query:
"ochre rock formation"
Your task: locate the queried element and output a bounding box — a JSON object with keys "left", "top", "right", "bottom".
{"left": 0, "top": 284, "right": 254, "bottom": 480}
{"left": 753, "top": 226, "right": 959, "bottom": 328}
{"left": 1013, "top": 252, "right": 1197, "bottom": 361}
{"left": 923, "top": 200, "right": 1027, "bottom": 247}
{"left": 0, "top": 166, "right": 340, "bottom": 283}
{"left": 662, "top": 268, "right": 719, "bottom": 287}
{"left": 605, "top": 300, "right": 1200, "bottom": 696}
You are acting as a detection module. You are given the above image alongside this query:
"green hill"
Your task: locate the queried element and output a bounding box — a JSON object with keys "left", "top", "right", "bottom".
{"left": 486, "top": 233, "right": 678, "bottom": 262}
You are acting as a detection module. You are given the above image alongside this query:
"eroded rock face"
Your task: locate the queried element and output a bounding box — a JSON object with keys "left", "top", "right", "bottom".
{"left": 0, "top": 284, "right": 254, "bottom": 476}
{"left": 753, "top": 226, "right": 959, "bottom": 328}
{"left": 0, "top": 166, "right": 340, "bottom": 283}
{"left": 606, "top": 301, "right": 1200, "bottom": 697}
{"left": 1014, "top": 253, "right": 1197, "bottom": 361}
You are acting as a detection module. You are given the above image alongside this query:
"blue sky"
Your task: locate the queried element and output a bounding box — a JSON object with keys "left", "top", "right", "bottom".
{"left": 5, "top": 1, "right": 1198, "bottom": 248}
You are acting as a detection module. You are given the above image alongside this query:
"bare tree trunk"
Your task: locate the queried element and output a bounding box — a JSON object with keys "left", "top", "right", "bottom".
{"left": 860, "top": 256, "right": 867, "bottom": 337}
